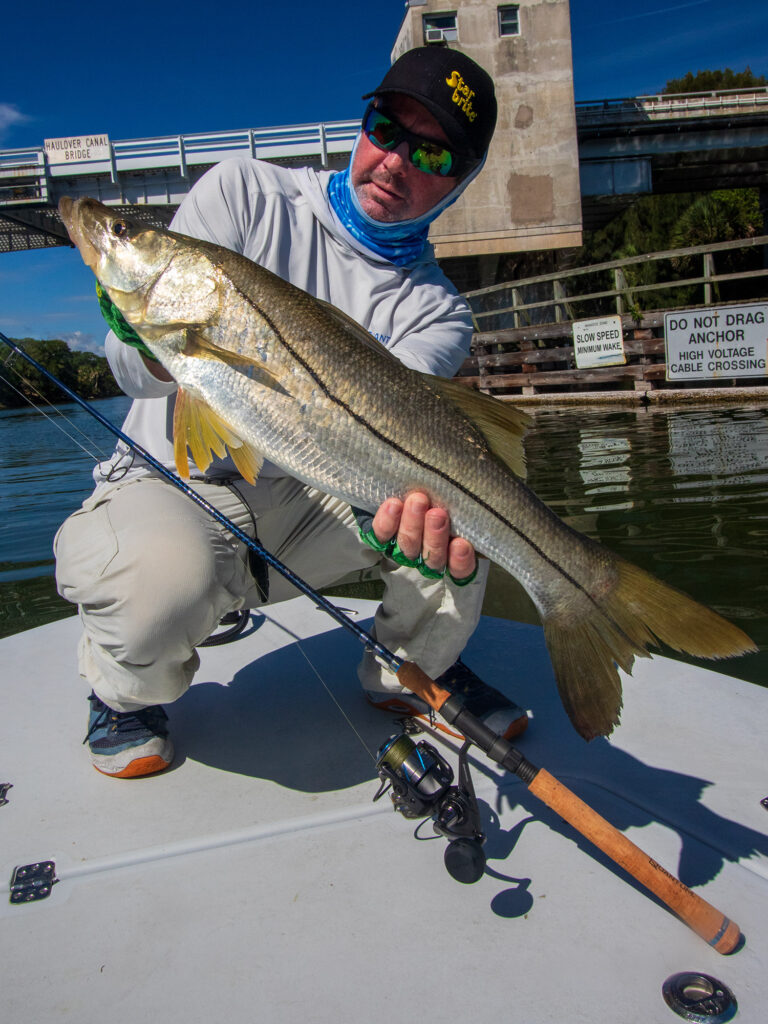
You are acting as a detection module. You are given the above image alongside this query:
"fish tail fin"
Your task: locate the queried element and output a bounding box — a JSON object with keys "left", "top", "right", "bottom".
{"left": 544, "top": 558, "right": 757, "bottom": 741}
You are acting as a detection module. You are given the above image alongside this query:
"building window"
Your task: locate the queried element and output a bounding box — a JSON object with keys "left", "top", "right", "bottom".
{"left": 423, "top": 13, "right": 458, "bottom": 45}
{"left": 498, "top": 5, "right": 520, "bottom": 36}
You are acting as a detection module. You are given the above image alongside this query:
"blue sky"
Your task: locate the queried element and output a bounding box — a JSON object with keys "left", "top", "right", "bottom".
{"left": 1, "top": 0, "right": 766, "bottom": 352}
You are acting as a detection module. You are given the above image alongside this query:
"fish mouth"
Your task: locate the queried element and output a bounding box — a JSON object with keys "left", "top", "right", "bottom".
{"left": 58, "top": 197, "right": 101, "bottom": 273}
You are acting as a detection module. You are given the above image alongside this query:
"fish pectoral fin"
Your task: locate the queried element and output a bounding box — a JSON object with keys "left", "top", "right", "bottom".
{"left": 173, "top": 387, "right": 264, "bottom": 485}
{"left": 424, "top": 376, "right": 531, "bottom": 479}
{"left": 182, "top": 329, "right": 292, "bottom": 397}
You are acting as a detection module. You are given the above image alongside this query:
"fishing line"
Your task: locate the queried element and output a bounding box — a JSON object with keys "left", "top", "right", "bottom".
{"left": 0, "top": 329, "right": 394, "bottom": 757}
{"left": 0, "top": 351, "right": 109, "bottom": 465}
{"left": 258, "top": 607, "right": 378, "bottom": 763}
{"left": 209, "top": 478, "right": 375, "bottom": 755}
{"left": 0, "top": 328, "right": 400, "bottom": 669}
{"left": 0, "top": 333, "right": 382, "bottom": 755}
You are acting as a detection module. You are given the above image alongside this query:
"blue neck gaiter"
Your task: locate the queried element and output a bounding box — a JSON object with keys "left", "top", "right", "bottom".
{"left": 328, "top": 133, "right": 485, "bottom": 267}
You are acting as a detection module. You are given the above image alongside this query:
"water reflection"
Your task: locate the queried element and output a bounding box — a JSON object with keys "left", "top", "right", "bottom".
{"left": 522, "top": 403, "right": 768, "bottom": 685}
{"left": 667, "top": 409, "right": 768, "bottom": 490}
{"left": 578, "top": 434, "right": 632, "bottom": 509}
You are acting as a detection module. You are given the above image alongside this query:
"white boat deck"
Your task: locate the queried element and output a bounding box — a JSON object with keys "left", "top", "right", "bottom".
{"left": 2, "top": 597, "right": 767, "bottom": 1023}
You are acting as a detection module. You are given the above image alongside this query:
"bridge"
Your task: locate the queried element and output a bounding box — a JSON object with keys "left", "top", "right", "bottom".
{"left": 0, "top": 120, "right": 359, "bottom": 253}
{"left": 576, "top": 88, "right": 768, "bottom": 228}
{"left": 1, "top": 88, "right": 767, "bottom": 254}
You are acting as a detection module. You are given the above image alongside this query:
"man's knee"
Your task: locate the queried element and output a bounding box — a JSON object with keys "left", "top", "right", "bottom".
{"left": 58, "top": 493, "right": 241, "bottom": 660}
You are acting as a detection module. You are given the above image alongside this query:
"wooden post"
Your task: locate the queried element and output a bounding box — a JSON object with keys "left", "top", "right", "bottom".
{"left": 553, "top": 279, "right": 570, "bottom": 323}
{"left": 512, "top": 287, "right": 521, "bottom": 329}
{"left": 703, "top": 252, "right": 715, "bottom": 304}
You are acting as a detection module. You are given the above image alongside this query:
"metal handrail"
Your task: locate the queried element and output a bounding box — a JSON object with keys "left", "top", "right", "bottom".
{"left": 575, "top": 87, "right": 768, "bottom": 124}
{"left": 0, "top": 118, "right": 360, "bottom": 182}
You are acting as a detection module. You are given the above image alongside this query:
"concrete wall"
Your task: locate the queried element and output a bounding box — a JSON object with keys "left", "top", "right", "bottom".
{"left": 392, "top": 0, "right": 582, "bottom": 258}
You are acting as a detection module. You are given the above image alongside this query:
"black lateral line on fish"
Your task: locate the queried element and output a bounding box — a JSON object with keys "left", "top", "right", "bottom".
{"left": 245, "top": 295, "right": 632, "bottom": 638}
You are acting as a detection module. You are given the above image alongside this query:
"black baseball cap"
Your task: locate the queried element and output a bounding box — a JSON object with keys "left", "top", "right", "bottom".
{"left": 363, "top": 46, "right": 497, "bottom": 159}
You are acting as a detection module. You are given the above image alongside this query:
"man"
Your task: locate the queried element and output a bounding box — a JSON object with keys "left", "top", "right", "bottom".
{"left": 56, "top": 46, "right": 528, "bottom": 779}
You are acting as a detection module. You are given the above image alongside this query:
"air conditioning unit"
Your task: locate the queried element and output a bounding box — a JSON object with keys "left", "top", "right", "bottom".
{"left": 425, "top": 27, "right": 446, "bottom": 43}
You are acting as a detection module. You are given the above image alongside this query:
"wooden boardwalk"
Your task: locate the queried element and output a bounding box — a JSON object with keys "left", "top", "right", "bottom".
{"left": 457, "top": 237, "right": 768, "bottom": 404}
{"left": 456, "top": 312, "right": 768, "bottom": 405}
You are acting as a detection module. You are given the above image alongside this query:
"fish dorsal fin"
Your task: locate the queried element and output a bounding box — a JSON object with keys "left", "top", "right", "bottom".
{"left": 312, "top": 301, "right": 530, "bottom": 476}
{"left": 313, "top": 298, "right": 402, "bottom": 363}
{"left": 173, "top": 387, "right": 264, "bottom": 485}
{"left": 423, "top": 376, "right": 530, "bottom": 479}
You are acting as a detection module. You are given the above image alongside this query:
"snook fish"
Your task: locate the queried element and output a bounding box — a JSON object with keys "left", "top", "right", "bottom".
{"left": 59, "top": 196, "right": 756, "bottom": 740}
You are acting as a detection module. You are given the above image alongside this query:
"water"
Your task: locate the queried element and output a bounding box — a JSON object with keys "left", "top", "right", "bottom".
{"left": 1, "top": 396, "right": 766, "bottom": 686}
{"left": 505, "top": 403, "right": 768, "bottom": 687}
{"left": 0, "top": 394, "right": 132, "bottom": 637}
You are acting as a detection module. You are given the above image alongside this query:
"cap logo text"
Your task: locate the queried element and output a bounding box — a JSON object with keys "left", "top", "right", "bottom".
{"left": 445, "top": 71, "right": 477, "bottom": 122}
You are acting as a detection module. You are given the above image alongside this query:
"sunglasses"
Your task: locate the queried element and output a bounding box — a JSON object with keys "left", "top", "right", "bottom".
{"left": 361, "top": 103, "right": 474, "bottom": 178}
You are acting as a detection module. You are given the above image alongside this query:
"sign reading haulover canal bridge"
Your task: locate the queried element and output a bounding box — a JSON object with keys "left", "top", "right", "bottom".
{"left": 665, "top": 303, "right": 768, "bottom": 381}
{"left": 44, "top": 135, "right": 111, "bottom": 165}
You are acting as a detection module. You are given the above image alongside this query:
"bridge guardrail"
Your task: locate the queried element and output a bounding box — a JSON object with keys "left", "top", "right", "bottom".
{"left": 0, "top": 118, "right": 360, "bottom": 204}
{"left": 576, "top": 87, "right": 768, "bottom": 125}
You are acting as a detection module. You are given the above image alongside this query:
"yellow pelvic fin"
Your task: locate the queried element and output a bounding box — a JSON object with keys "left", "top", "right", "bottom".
{"left": 543, "top": 556, "right": 757, "bottom": 742}
{"left": 172, "top": 388, "right": 264, "bottom": 485}
{"left": 424, "top": 375, "right": 531, "bottom": 479}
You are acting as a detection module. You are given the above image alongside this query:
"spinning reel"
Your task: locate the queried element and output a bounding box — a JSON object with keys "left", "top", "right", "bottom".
{"left": 373, "top": 731, "right": 486, "bottom": 884}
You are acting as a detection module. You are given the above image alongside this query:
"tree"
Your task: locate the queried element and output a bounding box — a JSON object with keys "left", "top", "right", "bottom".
{"left": 573, "top": 69, "right": 766, "bottom": 313}
{"left": 663, "top": 67, "right": 767, "bottom": 94}
{"left": 0, "top": 339, "right": 120, "bottom": 408}
{"left": 70, "top": 350, "right": 121, "bottom": 400}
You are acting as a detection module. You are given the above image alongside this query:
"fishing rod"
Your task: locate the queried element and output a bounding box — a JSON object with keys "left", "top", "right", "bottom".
{"left": 0, "top": 330, "right": 395, "bottom": 668}
{"left": 0, "top": 329, "right": 742, "bottom": 955}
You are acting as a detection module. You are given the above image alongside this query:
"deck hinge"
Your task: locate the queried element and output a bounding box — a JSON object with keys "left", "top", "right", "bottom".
{"left": 9, "top": 862, "right": 58, "bottom": 904}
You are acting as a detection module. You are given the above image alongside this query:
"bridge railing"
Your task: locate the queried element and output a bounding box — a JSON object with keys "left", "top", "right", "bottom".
{"left": 108, "top": 120, "right": 360, "bottom": 173}
{"left": 576, "top": 87, "right": 768, "bottom": 126}
{"left": 0, "top": 118, "right": 360, "bottom": 206}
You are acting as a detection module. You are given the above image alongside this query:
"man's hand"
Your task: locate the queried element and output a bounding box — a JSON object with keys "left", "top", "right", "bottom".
{"left": 372, "top": 491, "right": 477, "bottom": 581}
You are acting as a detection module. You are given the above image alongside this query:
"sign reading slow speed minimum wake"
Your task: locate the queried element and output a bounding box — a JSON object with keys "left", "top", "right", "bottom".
{"left": 572, "top": 316, "right": 626, "bottom": 369}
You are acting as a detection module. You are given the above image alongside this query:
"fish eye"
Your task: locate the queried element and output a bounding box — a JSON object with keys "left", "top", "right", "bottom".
{"left": 112, "top": 220, "right": 129, "bottom": 237}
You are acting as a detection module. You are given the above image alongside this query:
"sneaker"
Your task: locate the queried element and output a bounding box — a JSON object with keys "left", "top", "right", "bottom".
{"left": 84, "top": 692, "right": 174, "bottom": 778}
{"left": 366, "top": 658, "right": 528, "bottom": 741}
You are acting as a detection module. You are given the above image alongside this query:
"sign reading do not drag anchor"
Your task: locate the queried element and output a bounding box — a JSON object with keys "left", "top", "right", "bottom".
{"left": 665, "top": 303, "right": 768, "bottom": 380}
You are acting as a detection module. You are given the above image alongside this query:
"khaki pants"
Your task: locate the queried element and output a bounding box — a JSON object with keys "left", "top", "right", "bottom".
{"left": 54, "top": 474, "right": 488, "bottom": 711}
